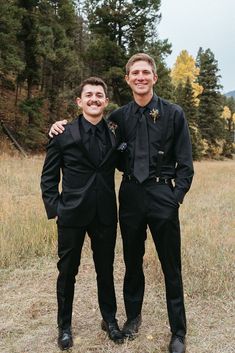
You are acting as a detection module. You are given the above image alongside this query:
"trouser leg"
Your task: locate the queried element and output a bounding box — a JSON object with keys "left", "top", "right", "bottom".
{"left": 149, "top": 217, "right": 186, "bottom": 337}
{"left": 88, "top": 220, "right": 117, "bottom": 322}
{"left": 120, "top": 220, "right": 147, "bottom": 320}
{"left": 57, "top": 225, "right": 86, "bottom": 329}
{"left": 119, "top": 181, "right": 147, "bottom": 320}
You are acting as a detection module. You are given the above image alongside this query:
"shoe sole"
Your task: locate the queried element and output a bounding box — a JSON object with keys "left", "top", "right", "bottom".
{"left": 58, "top": 342, "right": 73, "bottom": 351}
{"left": 123, "top": 332, "right": 137, "bottom": 341}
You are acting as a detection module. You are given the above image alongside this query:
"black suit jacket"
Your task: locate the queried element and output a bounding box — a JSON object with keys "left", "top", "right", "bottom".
{"left": 41, "top": 117, "right": 119, "bottom": 227}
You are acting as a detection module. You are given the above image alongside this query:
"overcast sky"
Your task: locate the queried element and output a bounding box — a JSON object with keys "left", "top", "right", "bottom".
{"left": 158, "top": 0, "right": 235, "bottom": 93}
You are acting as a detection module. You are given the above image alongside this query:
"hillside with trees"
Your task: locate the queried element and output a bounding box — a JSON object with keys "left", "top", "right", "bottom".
{"left": 0, "top": 0, "right": 234, "bottom": 158}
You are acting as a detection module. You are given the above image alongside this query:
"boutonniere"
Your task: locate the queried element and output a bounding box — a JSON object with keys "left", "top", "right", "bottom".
{"left": 107, "top": 121, "right": 118, "bottom": 135}
{"left": 150, "top": 108, "right": 160, "bottom": 123}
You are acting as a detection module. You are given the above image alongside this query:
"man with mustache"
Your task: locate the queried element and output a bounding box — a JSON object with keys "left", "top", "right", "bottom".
{"left": 49, "top": 53, "right": 194, "bottom": 353}
{"left": 41, "top": 77, "right": 124, "bottom": 350}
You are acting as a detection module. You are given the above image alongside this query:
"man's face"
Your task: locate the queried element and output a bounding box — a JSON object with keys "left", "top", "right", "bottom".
{"left": 125, "top": 60, "right": 158, "bottom": 97}
{"left": 76, "top": 84, "right": 108, "bottom": 119}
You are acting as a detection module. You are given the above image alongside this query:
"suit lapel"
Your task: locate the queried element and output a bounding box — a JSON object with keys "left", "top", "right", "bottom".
{"left": 68, "top": 117, "right": 93, "bottom": 164}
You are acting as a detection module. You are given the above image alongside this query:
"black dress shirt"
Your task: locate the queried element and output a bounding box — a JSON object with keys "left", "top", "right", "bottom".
{"left": 109, "top": 94, "right": 194, "bottom": 203}
{"left": 80, "top": 115, "right": 111, "bottom": 160}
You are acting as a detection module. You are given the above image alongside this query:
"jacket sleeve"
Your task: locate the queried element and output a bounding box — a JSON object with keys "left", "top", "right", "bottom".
{"left": 173, "top": 107, "right": 194, "bottom": 204}
{"left": 40, "top": 137, "right": 62, "bottom": 219}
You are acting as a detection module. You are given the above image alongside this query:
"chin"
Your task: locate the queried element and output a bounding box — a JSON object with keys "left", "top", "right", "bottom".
{"left": 135, "top": 89, "right": 149, "bottom": 96}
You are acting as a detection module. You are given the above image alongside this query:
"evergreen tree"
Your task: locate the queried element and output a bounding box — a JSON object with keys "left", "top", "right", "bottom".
{"left": 17, "top": 0, "right": 41, "bottom": 102}
{"left": 221, "top": 96, "right": 235, "bottom": 157}
{"left": 15, "top": 0, "right": 82, "bottom": 148}
{"left": 175, "top": 78, "right": 203, "bottom": 159}
{"left": 196, "top": 48, "right": 224, "bottom": 157}
{"left": 0, "top": 0, "right": 176, "bottom": 151}
{"left": 43, "top": 0, "right": 82, "bottom": 121}
{"left": 0, "top": 0, "right": 24, "bottom": 78}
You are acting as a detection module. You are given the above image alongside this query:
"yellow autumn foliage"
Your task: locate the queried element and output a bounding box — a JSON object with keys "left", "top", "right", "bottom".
{"left": 171, "top": 50, "right": 203, "bottom": 105}
{"left": 221, "top": 106, "right": 232, "bottom": 120}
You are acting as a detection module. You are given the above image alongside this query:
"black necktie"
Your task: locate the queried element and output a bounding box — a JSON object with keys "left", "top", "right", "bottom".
{"left": 133, "top": 108, "right": 149, "bottom": 183}
{"left": 89, "top": 126, "right": 100, "bottom": 165}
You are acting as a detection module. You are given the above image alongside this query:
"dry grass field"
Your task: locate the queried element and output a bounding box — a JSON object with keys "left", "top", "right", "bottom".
{"left": 0, "top": 155, "right": 234, "bottom": 353}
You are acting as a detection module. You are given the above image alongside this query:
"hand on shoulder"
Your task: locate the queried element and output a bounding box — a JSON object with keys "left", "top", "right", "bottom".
{"left": 49, "top": 120, "right": 68, "bottom": 138}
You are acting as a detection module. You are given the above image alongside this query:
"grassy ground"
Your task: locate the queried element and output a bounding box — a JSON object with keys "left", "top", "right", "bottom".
{"left": 0, "top": 156, "right": 234, "bottom": 353}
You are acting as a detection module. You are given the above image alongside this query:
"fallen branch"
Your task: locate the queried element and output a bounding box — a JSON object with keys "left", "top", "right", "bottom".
{"left": 1, "top": 120, "right": 27, "bottom": 157}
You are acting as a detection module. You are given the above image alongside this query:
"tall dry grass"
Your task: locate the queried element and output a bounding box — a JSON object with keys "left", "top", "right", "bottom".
{"left": 0, "top": 155, "right": 57, "bottom": 268}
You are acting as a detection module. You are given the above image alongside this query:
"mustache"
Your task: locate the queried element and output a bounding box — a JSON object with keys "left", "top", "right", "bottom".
{"left": 87, "top": 100, "right": 102, "bottom": 107}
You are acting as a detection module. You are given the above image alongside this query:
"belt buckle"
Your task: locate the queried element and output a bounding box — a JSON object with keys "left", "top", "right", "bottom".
{"left": 155, "top": 177, "right": 168, "bottom": 184}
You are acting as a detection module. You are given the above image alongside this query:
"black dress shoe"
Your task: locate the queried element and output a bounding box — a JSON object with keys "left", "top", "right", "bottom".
{"left": 122, "top": 314, "right": 142, "bottom": 340}
{"left": 169, "top": 335, "right": 186, "bottom": 353}
{"left": 101, "top": 319, "right": 124, "bottom": 344}
{"left": 58, "top": 327, "right": 73, "bottom": 351}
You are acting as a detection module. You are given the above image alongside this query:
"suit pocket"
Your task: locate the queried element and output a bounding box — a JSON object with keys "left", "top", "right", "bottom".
{"left": 166, "top": 184, "right": 179, "bottom": 207}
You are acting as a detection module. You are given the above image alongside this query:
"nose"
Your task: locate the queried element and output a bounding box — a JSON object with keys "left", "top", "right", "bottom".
{"left": 136, "top": 73, "right": 145, "bottom": 81}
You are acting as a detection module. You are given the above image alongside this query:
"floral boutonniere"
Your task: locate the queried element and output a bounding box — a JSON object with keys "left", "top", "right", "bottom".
{"left": 107, "top": 121, "right": 118, "bottom": 135}
{"left": 150, "top": 108, "right": 160, "bottom": 123}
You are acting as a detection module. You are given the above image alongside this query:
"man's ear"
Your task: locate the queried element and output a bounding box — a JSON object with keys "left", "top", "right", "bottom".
{"left": 104, "top": 97, "right": 109, "bottom": 107}
{"left": 153, "top": 74, "right": 158, "bottom": 85}
{"left": 76, "top": 97, "right": 82, "bottom": 108}
{"left": 125, "top": 74, "right": 130, "bottom": 86}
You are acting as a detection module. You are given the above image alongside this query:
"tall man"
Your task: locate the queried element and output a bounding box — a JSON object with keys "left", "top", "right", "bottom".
{"left": 49, "top": 53, "right": 194, "bottom": 353}
{"left": 41, "top": 77, "right": 124, "bottom": 351}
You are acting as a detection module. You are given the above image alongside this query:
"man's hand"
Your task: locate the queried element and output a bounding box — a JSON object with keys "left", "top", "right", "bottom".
{"left": 49, "top": 120, "right": 68, "bottom": 138}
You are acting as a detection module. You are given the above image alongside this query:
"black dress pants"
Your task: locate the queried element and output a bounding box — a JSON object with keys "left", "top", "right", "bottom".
{"left": 119, "top": 180, "right": 186, "bottom": 337}
{"left": 56, "top": 218, "right": 117, "bottom": 329}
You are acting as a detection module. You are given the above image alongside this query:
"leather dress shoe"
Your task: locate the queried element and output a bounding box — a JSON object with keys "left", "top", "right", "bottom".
{"left": 58, "top": 327, "right": 73, "bottom": 351}
{"left": 169, "top": 334, "right": 186, "bottom": 353}
{"left": 101, "top": 319, "right": 124, "bottom": 344}
{"left": 122, "top": 314, "right": 142, "bottom": 340}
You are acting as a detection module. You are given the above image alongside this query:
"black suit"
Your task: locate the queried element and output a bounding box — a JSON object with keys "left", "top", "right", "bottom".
{"left": 110, "top": 95, "right": 194, "bottom": 338}
{"left": 41, "top": 116, "right": 119, "bottom": 329}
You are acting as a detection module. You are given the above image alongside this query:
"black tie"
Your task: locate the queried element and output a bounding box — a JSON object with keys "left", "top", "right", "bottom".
{"left": 89, "top": 126, "right": 100, "bottom": 165}
{"left": 133, "top": 108, "right": 149, "bottom": 183}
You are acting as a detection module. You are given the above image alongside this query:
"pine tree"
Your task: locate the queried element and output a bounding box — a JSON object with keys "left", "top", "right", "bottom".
{"left": 175, "top": 78, "right": 203, "bottom": 159}
{"left": 0, "top": 0, "right": 24, "bottom": 77}
{"left": 196, "top": 48, "right": 224, "bottom": 157}
{"left": 17, "top": 0, "right": 41, "bottom": 102}
{"left": 221, "top": 96, "right": 235, "bottom": 157}
{"left": 16, "top": 0, "right": 82, "bottom": 148}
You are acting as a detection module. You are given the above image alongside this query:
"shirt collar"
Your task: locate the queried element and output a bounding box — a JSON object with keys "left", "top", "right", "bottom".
{"left": 81, "top": 115, "right": 104, "bottom": 133}
{"left": 133, "top": 93, "right": 158, "bottom": 114}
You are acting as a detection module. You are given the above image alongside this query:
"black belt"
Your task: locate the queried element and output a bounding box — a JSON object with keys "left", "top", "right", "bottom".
{"left": 122, "top": 175, "right": 171, "bottom": 185}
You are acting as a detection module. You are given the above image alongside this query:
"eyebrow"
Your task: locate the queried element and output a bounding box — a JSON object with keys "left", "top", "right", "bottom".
{"left": 84, "top": 91, "right": 104, "bottom": 94}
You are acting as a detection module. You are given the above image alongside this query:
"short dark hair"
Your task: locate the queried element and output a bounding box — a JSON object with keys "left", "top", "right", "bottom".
{"left": 76, "top": 77, "right": 108, "bottom": 97}
{"left": 126, "top": 53, "right": 157, "bottom": 74}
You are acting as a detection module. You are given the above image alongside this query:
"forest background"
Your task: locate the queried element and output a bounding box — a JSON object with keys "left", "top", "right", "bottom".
{"left": 0, "top": 0, "right": 235, "bottom": 159}
{"left": 0, "top": 2, "right": 234, "bottom": 352}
